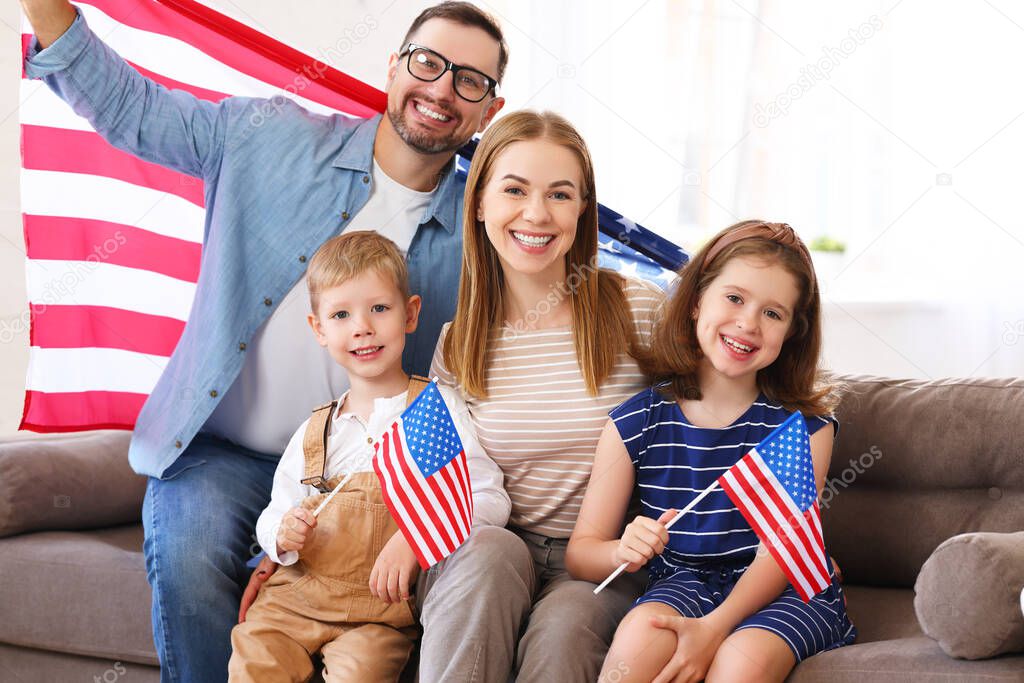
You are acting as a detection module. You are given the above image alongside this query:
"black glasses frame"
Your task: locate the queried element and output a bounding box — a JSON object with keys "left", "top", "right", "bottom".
{"left": 399, "top": 43, "right": 499, "bottom": 103}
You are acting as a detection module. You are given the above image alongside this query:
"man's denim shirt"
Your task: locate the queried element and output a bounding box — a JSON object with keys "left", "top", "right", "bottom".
{"left": 26, "top": 13, "right": 465, "bottom": 478}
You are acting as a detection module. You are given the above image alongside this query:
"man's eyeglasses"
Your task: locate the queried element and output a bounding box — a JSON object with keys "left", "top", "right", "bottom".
{"left": 399, "top": 44, "right": 498, "bottom": 103}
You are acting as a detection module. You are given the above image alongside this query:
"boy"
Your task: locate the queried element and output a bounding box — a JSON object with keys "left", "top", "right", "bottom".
{"left": 228, "top": 231, "right": 510, "bottom": 682}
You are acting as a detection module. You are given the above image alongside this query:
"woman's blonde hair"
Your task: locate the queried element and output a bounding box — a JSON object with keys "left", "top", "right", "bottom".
{"left": 443, "top": 110, "right": 638, "bottom": 398}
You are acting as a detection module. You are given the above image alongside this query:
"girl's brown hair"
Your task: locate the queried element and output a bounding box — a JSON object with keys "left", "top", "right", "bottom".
{"left": 639, "top": 220, "right": 839, "bottom": 415}
{"left": 442, "top": 110, "right": 637, "bottom": 398}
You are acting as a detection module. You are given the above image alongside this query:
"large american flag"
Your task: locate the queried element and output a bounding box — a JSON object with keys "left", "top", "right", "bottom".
{"left": 18, "top": 0, "right": 684, "bottom": 433}
{"left": 717, "top": 412, "right": 831, "bottom": 602}
{"left": 18, "top": 0, "right": 381, "bottom": 432}
{"left": 372, "top": 381, "right": 473, "bottom": 570}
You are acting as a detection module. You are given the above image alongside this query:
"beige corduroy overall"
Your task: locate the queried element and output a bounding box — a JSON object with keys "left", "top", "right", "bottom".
{"left": 229, "top": 377, "right": 429, "bottom": 682}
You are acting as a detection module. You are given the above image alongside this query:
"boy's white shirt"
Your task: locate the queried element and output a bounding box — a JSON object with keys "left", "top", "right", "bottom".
{"left": 203, "top": 157, "right": 433, "bottom": 456}
{"left": 256, "top": 384, "right": 511, "bottom": 565}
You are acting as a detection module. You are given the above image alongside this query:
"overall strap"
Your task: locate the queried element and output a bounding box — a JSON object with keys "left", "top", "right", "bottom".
{"left": 299, "top": 400, "right": 337, "bottom": 493}
{"left": 406, "top": 375, "right": 431, "bottom": 407}
{"left": 299, "top": 376, "right": 432, "bottom": 492}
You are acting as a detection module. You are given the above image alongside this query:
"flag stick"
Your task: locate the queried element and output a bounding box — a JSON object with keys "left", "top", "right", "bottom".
{"left": 312, "top": 472, "right": 353, "bottom": 517}
{"left": 593, "top": 481, "right": 721, "bottom": 594}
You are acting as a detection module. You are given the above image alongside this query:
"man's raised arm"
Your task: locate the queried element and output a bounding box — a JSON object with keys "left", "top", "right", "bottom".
{"left": 20, "top": 0, "right": 236, "bottom": 180}
{"left": 20, "top": 0, "right": 76, "bottom": 49}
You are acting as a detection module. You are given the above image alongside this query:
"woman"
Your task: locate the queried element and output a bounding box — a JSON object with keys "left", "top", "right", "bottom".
{"left": 427, "top": 110, "right": 665, "bottom": 681}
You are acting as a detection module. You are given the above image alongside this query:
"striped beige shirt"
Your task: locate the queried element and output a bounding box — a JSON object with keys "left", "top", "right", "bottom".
{"left": 431, "top": 278, "right": 665, "bottom": 538}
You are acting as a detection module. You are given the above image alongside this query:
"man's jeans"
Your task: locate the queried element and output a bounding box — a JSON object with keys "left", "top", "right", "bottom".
{"left": 142, "top": 434, "right": 277, "bottom": 683}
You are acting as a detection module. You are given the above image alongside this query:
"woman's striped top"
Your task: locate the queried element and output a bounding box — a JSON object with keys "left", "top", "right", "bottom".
{"left": 431, "top": 277, "right": 665, "bottom": 538}
{"left": 610, "top": 385, "right": 837, "bottom": 568}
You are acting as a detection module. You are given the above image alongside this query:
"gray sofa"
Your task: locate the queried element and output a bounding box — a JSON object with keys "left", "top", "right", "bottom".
{"left": 1, "top": 375, "right": 1022, "bottom": 681}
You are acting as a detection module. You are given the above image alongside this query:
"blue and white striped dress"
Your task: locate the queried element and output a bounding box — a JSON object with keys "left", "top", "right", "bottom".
{"left": 609, "top": 385, "right": 857, "bottom": 662}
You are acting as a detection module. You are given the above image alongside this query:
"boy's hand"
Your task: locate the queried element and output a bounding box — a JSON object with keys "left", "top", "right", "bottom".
{"left": 614, "top": 508, "right": 676, "bottom": 572}
{"left": 275, "top": 506, "right": 317, "bottom": 557}
{"left": 369, "top": 531, "right": 421, "bottom": 604}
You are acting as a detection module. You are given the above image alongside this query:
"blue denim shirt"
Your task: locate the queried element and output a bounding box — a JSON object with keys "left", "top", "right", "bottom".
{"left": 26, "top": 13, "right": 465, "bottom": 477}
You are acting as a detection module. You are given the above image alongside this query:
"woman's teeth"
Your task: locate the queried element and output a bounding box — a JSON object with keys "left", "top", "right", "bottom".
{"left": 513, "top": 231, "right": 554, "bottom": 247}
{"left": 722, "top": 335, "right": 754, "bottom": 353}
{"left": 415, "top": 103, "right": 450, "bottom": 121}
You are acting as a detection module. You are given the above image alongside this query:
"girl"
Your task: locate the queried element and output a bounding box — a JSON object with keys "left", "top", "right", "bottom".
{"left": 424, "top": 110, "right": 666, "bottom": 681}
{"left": 566, "top": 220, "right": 857, "bottom": 683}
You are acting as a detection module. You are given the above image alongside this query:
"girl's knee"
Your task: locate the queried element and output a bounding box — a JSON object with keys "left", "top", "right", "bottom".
{"left": 706, "top": 629, "right": 795, "bottom": 683}
{"left": 602, "top": 604, "right": 680, "bottom": 682}
{"left": 610, "top": 603, "right": 678, "bottom": 657}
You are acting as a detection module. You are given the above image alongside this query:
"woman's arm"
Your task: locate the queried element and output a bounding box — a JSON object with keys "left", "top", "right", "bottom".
{"left": 431, "top": 331, "right": 512, "bottom": 528}
{"left": 442, "top": 387, "right": 512, "bottom": 528}
{"left": 567, "top": 419, "right": 659, "bottom": 582}
{"left": 428, "top": 324, "right": 452, "bottom": 382}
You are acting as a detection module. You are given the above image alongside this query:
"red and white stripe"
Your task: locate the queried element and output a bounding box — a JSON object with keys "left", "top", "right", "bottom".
{"left": 373, "top": 420, "right": 473, "bottom": 570}
{"left": 718, "top": 448, "right": 830, "bottom": 601}
{"left": 19, "top": 0, "right": 384, "bottom": 432}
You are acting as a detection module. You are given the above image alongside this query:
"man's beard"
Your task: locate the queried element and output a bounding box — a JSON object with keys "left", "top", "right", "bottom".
{"left": 387, "top": 94, "right": 466, "bottom": 155}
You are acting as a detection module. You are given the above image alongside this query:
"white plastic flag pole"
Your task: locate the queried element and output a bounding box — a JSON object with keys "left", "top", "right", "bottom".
{"left": 593, "top": 482, "right": 721, "bottom": 594}
{"left": 312, "top": 471, "right": 354, "bottom": 517}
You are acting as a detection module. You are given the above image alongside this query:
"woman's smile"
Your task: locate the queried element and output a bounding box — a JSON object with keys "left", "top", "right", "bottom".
{"left": 477, "top": 138, "right": 586, "bottom": 280}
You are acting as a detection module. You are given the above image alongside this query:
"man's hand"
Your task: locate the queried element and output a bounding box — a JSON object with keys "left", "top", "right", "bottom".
{"left": 237, "top": 555, "right": 278, "bottom": 624}
{"left": 369, "top": 531, "right": 420, "bottom": 604}
{"left": 19, "top": 0, "right": 77, "bottom": 49}
{"left": 275, "top": 506, "right": 317, "bottom": 557}
{"left": 649, "top": 614, "right": 727, "bottom": 683}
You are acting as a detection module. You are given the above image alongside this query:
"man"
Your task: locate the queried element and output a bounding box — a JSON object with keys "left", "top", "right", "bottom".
{"left": 20, "top": 1, "right": 524, "bottom": 680}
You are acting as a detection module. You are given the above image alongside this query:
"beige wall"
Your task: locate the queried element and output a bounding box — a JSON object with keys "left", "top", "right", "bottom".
{"left": 4, "top": 2, "right": 1019, "bottom": 438}
{"left": 0, "top": 0, "right": 440, "bottom": 437}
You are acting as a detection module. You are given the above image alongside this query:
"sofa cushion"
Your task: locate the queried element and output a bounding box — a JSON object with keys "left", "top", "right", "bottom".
{"left": 0, "top": 641, "right": 159, "bottom": 683}
{"left": 841, "top": 585, "right": 924, "bottom": 643}
{"left": 788, "top": 636, "right": 1024, "bottom": 682}
{"left": 0, "top": 524, "right": 157, "bottom": 665}
{"left": 915, "top": 531, "right": 1024, "bottom": 659}
{"left": 822, "top": 376, "right": 1024, "bottom": 588}
{"left": 792, "top": 585, "right": 1024, "bottom": 681}
{"left": 0, "top": 432, "right": 146, "bottom": 538}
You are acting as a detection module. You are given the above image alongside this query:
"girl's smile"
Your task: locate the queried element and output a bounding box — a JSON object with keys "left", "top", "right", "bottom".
{"left": 694, "top": 255, "right": 799, "bottom": 382}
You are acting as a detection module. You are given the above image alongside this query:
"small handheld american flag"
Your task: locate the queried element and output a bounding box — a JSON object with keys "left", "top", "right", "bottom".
{"left": 717, "top": 412, "right": 831, "bottom": 601}
{"left": 372, "top": 381, "right": 474, "bottom": 570}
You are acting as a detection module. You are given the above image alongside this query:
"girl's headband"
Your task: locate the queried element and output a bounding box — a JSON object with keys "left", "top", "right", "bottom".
{"left": 701, "top": 221, "right": 813, "bottom": 272}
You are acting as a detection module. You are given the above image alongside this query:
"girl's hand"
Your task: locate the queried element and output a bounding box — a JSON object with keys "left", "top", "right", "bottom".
{"left": 649, "top": 614, "right": 727, "bottom": 683}
{"left": 369, "top": 531, "right": 421, "bottom": 604}
{"left": 614, "top": 508, "right": 676, "bottom": 572}
{"left": 275, "top": 506, "right": 317, "bottom": 556}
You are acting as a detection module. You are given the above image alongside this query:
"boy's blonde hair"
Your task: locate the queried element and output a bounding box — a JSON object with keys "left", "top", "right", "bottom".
{"left": 306, "top": 231, "right": 410, "bottom": 314}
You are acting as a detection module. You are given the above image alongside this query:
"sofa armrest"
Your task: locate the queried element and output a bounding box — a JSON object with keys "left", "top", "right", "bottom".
{"left": 0, "top": 431, "right": 145, "bottom": 537}
{"left": 914, "top": 531, "right": 1024, "bottom": 660}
